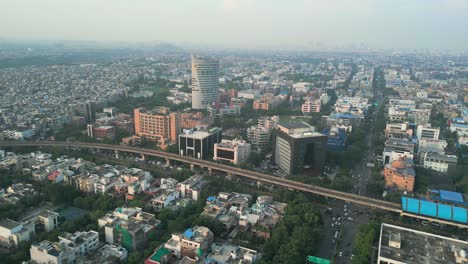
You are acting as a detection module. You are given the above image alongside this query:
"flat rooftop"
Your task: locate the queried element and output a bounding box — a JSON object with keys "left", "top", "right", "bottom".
{"left": 0, "top": 218, "right": 20, "bottom": 229}
{"left": 180, "top": 128, "right": 221, "bottom": 139}
{"left": 378, "top": 223, "right": 468, "bottom": 264}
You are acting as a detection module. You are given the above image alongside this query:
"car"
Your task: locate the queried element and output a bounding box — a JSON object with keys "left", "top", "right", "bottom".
{"left": 339, "top": 252, "right": 343, "bottom": 257}
{"left": 348, "top": 217, "right": 354, "bottom": 221}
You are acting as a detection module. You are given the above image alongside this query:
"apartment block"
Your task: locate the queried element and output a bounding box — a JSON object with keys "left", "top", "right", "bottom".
{"left": 416, "top": 125, "right": 440, "bottom": 140}
{"left": 98, "top": 207, "right": 160, "bottom": 251}
{"left": 301, "top": 99, "right": 321, "bottom": 114}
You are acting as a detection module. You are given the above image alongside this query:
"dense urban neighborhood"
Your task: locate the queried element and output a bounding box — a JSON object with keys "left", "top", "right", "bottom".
{"left": 1, "top": 43, "right": 468, "bottom": 264}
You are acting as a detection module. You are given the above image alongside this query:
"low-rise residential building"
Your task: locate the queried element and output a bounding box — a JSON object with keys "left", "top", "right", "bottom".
{"left": 421, "top": 152, "right": 458, "bottom": 173}
{"left": 385, "top": 123, "right": 413, "bottom": 139}
{"left": 30, "top": 230, "right": 100, "bottom": 264}
{"left": 322, "top": 112, "right": 362, "bottom": 130}
{"left": 449, "top": 121, "right": 468, "bottom": 136}
{"left": 206, "top": 242, "right": 261, "bottom": 264}
{"left": 207, "top": 103, "right": 241, "bottom": 117}
{"left": 0, "top": 218, "right": 35, "bottom": 248}
{"left": 238, "top": 89, "right": 259, "bottom": 100}
{"left": 417, "top": 138, "right": 447, "bottom": 153}
{"left": 151, "top": 189, "right": 181, "bottom": 210}
{"left": 383, "top": 139, "right": 415, "bottom": 165}
{"left": 416, "top": 124, "right": 440, "bottom": 140}
{"left": 98, "top": 207, "right": 160, "bottom": 251}
{"left": 243, "top": 196, "right": 287, "bottom": 240}
{"left": 58, "top": 231, "right": 100, "bottom": 258}
{"left": 20, "top": 209, "right": 60, "bottom": 233}
{"left": 202, "top": 192, "right": 252, "bottom": 230}
{"left": 179, "top": 175, "right": 206, "bottom": 201}
{"left": 30, "top": 240, "right": 76, "bottom": 264}
{"left": 164, "top": 226, "right": 214, "bottom": 259}
{"left": 75, "top": 244, "right": 128, "bottom": 264}
{"left": 1, "top": 183, "right": 37, "bottom": 204}
{"left": 145, "top": 247, "right": 172, "bottom": 264}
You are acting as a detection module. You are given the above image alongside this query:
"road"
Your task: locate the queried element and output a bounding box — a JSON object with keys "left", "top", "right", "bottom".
{"left": 333, "top": 72, "right": 386, "bottom": 264}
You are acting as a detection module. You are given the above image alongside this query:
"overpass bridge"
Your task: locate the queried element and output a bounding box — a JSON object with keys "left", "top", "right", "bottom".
{"left": 1, "top": 140, "right": 466, "bottom": 229}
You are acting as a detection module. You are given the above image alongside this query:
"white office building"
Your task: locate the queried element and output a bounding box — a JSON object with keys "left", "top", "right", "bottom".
{"left": 214, "top": 139, "right": 251, "bottom": 165}
{"left": 191, "top": 56, "right": 220, "bottom": 109}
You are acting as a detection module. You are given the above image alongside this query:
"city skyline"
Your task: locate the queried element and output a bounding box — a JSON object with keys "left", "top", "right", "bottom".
{"left": 1, "top": 0, "right": 468, "bottom": 51}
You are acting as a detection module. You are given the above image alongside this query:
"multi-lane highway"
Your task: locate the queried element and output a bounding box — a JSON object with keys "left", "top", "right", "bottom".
{"left": 1, "top": 140, "right": 466, "bottom": 228}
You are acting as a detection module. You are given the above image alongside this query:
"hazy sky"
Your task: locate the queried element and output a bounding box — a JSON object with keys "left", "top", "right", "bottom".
{"left": 1, "top": 0, "right": 468, "bottom": 50}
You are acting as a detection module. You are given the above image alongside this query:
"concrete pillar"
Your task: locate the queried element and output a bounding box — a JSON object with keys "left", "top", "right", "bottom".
{"left": 226, "top": 172, "right": 237, "bottom": 181}
{"left": 208, "top": 168, "right": 213, "bottom": 176}
{"left": 190, "top": 164, "right": 195, "bottom": 171}
{"left": 165, "top": 159, "right": 171, "bottom": 166}
{"left": 114, "top": 151, "right": 119, "bottom": 159}
{"left": 257, "top": 181, "right": 262, "bottom": 188}
{"left": 141, "top": 154, "right": 145, "bottom": 161}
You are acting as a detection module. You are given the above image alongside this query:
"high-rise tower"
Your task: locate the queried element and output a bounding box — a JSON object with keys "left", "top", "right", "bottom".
{"left": 191, "top": 55, "right": 219, "bottom": 109}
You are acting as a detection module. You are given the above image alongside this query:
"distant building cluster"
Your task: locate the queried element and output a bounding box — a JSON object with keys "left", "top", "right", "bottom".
{"left": 0, "top": 64, "right": 137, "bottom": 139}
{"left": 382, "top": 99, "right": 458, "bottom": 192}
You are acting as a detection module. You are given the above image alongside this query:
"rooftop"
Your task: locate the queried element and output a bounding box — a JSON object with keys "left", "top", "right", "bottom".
{"left": 0, "top": 218, "right": 21, "bottom": 229}
{"left": 378, "top": 223, "right": 468, "bottom": 264}
{"left": 180, "top": 127, "right": 221, "bottom": 139}
{"left": 278, "top": 121, "right": 310, "bottom": 129}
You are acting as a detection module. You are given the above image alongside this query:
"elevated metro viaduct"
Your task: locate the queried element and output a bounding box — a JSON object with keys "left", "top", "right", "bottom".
{"left": 0, "top": 140, "right": 466, "bottom": 229}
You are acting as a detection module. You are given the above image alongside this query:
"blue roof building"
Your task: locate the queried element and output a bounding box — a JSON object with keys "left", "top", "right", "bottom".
{"left": 323, "top": 127, "right": 347, "bottom": 150}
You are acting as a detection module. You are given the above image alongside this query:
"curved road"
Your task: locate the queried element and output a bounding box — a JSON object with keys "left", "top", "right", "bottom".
{"left": 1, "top": 140, "right": 466, "bottom": 228}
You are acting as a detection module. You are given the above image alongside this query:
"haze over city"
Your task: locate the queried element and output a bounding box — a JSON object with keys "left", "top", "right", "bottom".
{"left": 1, "top": 0, "right": 468, "bottom": 50}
